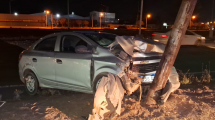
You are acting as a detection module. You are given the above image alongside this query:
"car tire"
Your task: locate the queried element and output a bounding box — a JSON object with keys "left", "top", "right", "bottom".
{"left": 196, "top": 40, "right": 202, "bottom": 46}
{"left": 92, "top": 74, "right": 107, "bottom": 93}
{"left": 24, "top": 71, "right": 39, "bottom": 96}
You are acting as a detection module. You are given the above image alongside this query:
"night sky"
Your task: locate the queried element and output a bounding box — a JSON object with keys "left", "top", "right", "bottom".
{"left": 0, "top": 0, "right": 214, "bottom": 24}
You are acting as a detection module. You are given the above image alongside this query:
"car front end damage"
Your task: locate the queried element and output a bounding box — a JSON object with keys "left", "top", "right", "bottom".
{"left": 88, "top": 36, "right": 180, "bottom": 120}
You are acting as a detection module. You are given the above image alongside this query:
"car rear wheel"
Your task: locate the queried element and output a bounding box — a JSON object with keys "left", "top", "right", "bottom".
{"left": 24, "top": 71, "right": 39, "bottom": 96}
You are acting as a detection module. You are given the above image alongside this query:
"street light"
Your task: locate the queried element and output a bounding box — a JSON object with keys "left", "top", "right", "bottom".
{"left": 100, "top": 13, "right": 104, "bottom": 28}
{"left": 46, "top": 10, "right": 50, "bottom": 14}
{"left": 146, "top": 14, "right": 151, "bottom": 29}
{"left": 192, "top": 15, "right": 196, "bottom": 19}
{"left": 163, "top": 23, "right": 168, "bottom": 29}
{"left": 14, "top": 12, "right": 18, "bottom": 16}
{"left": 45, "top": 10, "right": 51, "bottom": 27}
{"left": 9, "top": 0, "right": 14, "bottom": 14}
{"left": 56, "top": 14, "right": 60, "bottom": 18}
{"left": 190, "top": 15, "right": 196, "bottom": 29}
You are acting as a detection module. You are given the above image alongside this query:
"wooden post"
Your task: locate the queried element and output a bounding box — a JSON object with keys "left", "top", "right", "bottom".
{"left": 144, "top": 0, "right": 197, "bottom": 104}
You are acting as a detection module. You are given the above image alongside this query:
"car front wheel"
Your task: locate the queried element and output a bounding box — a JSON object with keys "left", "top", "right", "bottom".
{"left": 196, "top": 40, "right": 202, "bottom": 46}
{"left": 24, "top": 71, "right": 39, "bottom": 96}
{"left": 93, "top": 74, "right": 107, "bottom": 93}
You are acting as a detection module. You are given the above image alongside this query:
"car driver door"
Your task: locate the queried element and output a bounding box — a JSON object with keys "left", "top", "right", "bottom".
{"left": 55, "top": 35, "right": 93, "bottom": 92}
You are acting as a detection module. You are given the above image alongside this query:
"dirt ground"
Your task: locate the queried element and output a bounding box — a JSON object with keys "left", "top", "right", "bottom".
{"left": 0, "top": 85, "right": 215, "bottom": 120}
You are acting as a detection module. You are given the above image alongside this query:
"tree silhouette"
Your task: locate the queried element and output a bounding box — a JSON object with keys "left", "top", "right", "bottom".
{"left": 83, "top": 20, "right": 89, "bottom": 27}
{"left": 59, "top": 18, "right": 67, "bottom": 27}
{"left": 76, "top": 20, "right": 82, "bottom": 27}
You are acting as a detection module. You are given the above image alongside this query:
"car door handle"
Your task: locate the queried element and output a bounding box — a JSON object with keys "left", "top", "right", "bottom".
{"left": 56, "top": 59, "right": 62, "bottom": 64}
{"left": 32, "top": 58, "right": 37, "bottom": 62}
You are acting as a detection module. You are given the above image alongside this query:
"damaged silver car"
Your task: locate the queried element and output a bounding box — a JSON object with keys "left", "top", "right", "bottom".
{"left": 18, "top": 31, "right": 164, "bottom": 95}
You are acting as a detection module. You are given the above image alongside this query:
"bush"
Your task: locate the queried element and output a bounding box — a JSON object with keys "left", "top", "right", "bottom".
{"left": 178, "top": 69, "right": 212, "bottom": 85}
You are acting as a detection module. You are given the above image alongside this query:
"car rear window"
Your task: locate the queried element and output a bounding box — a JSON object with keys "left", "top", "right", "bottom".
{"left": 34, "top": 36, "right": 57, "bottom": 52}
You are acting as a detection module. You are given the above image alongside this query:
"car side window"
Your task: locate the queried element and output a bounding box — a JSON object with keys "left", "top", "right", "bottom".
{"left": 186, "top": 31, "right": 194, "bottom": 35}
{"left": 61, "top": 35, "right": 92, "bottom": 54}
{"left": 34, "top": 36, "right": 57, "bottom": 52}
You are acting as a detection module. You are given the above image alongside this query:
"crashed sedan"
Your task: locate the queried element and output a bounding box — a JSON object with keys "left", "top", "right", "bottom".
{"left": 18, "top": 31, "right": 178, "bottom": 97}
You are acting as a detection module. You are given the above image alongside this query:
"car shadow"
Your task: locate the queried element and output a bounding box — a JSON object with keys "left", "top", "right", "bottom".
{"left": 0, "top": 40, "right": 24, "bottom": 86}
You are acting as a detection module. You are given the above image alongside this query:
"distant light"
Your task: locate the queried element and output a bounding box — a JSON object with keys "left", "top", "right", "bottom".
{"left": 44, "top": 10, "right": 46, "bottom": 13}
{"left": 72, "top": 12, "right": 74, "bottom": 15}
{"left": 114, "top": 28, "right": 118, "bottom": 30}
{"left": 192, "top": 15, "right": 196, "bottom": 19}
{"left": 161, "top": 35, "right": 168, "bottom": 38}
{"left": 100, "top": 13, "right": 104, "bottom": 17}
{"left": 118, "top": 19, "right": 119, "bottom": 21}
{"left": 210, "top": 22, "right": 212, "bottom": 23}
{"left": 207, "top": 22, "right": 209, "bottom": 25}
{"left": 56, "top": 14, "right": 60, "bottom": 18}
{"left": 163, "top": 23, "right": 167, "bottom": 26}
{"left": 201, "top": 22, "right": 204, "bottom": 24}
{"left": 147, "top": 14, "right": 151, "bottom": 18}
{"left": 14, "top": 12, "right": 18, "bottom": 16}
{"left": 46, "top": 10, "right": 50, "bottom": 14}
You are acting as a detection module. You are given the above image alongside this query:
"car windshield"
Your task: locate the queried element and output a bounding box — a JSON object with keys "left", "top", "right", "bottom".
{"left": 82, "top": 33, "right": 116, "bottom": 47}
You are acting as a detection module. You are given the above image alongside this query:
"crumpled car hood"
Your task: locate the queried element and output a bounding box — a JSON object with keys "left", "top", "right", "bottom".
{"left": 134, "top": 37, "right": 166, "bottom": 53}
{"left": 115, "top": 36, "right": 135, "bottom": 56}
{"left": 114, "top": 36, "right": 165, "bottom": 56}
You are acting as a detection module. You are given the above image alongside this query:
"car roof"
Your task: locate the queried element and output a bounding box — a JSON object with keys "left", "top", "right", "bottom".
{"left": 73, "top": 31, "right": 117, "bottom": 35}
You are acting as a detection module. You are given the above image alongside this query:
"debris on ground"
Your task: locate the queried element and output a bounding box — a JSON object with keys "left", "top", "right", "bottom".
{"left": 13, "top": 89, "right": 23, "bottom": 100}
{"left": 0, "top": 94, "right": 6, "bottom": 108}
{"left": 88, "top": 74, "right": 125, "bottom": 120}
{"left": 116, "top": 88, "right": 215, "bottom": 120}
{"left": 0, "top": 87, "right": 215, "bottom": 119}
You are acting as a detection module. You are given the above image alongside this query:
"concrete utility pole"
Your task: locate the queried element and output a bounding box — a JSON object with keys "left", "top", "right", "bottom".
{"left": 67, "top": 0, "right": 70, "bottom": 30}
{"left": 144, "top": 0, "right": 197, "bottom": 104}
{"left": 139, "top": 0, "right": 143, "bottom": 35}
{"left": 9, "top": 0, "right": 13, "bottom": 14}
{"left": 92, "top": 14, "right": 93, "bottom": 28}
{"left": 209, "top": 0, "right": 214, "bottom": 38}
{"left": 51, "top": 14, "right": 53, "bottom": 29}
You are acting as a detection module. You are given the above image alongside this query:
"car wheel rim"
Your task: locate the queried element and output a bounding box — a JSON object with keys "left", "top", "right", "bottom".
{"left": 26, "top": 75, "right": 35, "bottom": 92}
{"left": 96, "top": 78, "right": 102, "bottom": 90}
{"left": 197, "top": 41, "right": 201, "bottom": 46}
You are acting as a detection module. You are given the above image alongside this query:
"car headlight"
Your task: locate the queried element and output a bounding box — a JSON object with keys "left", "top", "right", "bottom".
{"left": 154, "top": 39, "right": 160, "bottom": 42}
{"left": 201, "top": 37, "right": 205, "bottom": 40}
{"left": 198, "top": 37, "right": 205, "bottom": 40}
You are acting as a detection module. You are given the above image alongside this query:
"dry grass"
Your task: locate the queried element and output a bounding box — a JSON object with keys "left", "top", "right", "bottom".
{"left": 178, "top": 69, "right": 213, "bottom": 85}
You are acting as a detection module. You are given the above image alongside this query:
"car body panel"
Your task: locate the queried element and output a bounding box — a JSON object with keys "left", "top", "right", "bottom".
{"left": 92, "top": 46, "right": 123, "bottom": 83}
{"left": 30, "top": 51, "right": 56, "bottom": 82}
{"left": 55, "top": 52, "right": 92, "bottom": 91}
